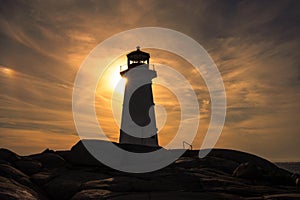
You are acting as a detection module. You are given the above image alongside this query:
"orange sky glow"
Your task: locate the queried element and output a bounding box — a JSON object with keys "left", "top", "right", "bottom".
{"left": 0, "top": 0, "right": 299, "bottom": 162}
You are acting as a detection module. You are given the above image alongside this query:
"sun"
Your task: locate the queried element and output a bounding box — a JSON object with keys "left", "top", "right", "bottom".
{"left": 105, "top": 65, "right": 126, "bottom": 94}
{"left": 110, "top": 71, "right": 122, "bottom": 89}
{"left": 0, "top": 66, "right": 14, "bottom": 77}
{"left": 102, "top": 55, "right": 128, "bottom": 94}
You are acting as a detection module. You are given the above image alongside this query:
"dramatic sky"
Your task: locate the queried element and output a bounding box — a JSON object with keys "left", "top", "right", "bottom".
{"left": 0, "top": 0, "right": 299, "bottom": 161}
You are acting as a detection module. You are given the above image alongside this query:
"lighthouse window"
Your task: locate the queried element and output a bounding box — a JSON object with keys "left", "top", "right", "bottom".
{"left": 139, "top": 60, "right": 147, "bottom": 64}
{"left": 129, "top": 60, "right": 138, "bottom": 64}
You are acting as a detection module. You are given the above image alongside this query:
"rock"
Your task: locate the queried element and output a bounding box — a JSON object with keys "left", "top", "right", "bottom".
{"left": 215, "top": 185, "right": 288, "bottom": 197}
{"left": 104, "top": 192, "right": 150, "bottom": 200}
{"left": 0, "top": 144, "right": 299, "bottom": 200}
{"left": 71, "top": 189, "right": 111, "bottom": 200}
{"left": 205, "top": 149, "right": 294, "bottom": 186}
{"left": 0, "top": 176, "right": 43, "bottom": 200}
{"left": 55, "top": 150, "right": 70, "bottom": 160}
{"left": 187, "top": 166, "right": 230, "bottom": 178}
{"left": 0, "top": 163, "right": 50, "bottom": 199}
{"left": 29, "top": 153, "right": 65, "bottom": 169}
{"left": 203, "top": 156, "right": 240, "bottom": 174}
{"left": 14, "top": 159, "right": 42, "bottom": 175}
{"left": 43, "top": 170, "right": 110, "bottom": 200}
{"left": 205, "top": 149, "right": 278, "bottom": 172}
{"left": 0, "top": 148, "right": 21, "bottom": 163}
{"left": 233, "top": 162, "right": 262, "bottom": 180}
{"left": 65, "top": 140, "right": 104, "bottom": 166}
{"left": 82, "top": 172, "right": 202, "bottom": 192}
{"left": 105, "top": 191, "right": 241, "bottom": 200}
{"left": 81, "top": 177, "right": 165, "bottom": 192}
{"left": 266, "top": 167, "right": 295, "bottom": 185}
{"left": 167, "top": 172, "right": 203, "bottom": 191}
{"left": 30, "top": 171, "right": 56, "bottom": 186}
{"left": 263, "top": 193, "right": 300, "bottom": 199}
{"left": 0, "top": 164, "right": 32, "bottom": 188}
{"left": 291, "top": 173, "right": 300, "bottom": 187}
{"left": 0, "top": 159, "right": 10, "bottom": 165}
{"left": 150, "top": 192, "right": 243, "bottom": 200}
{"left": 201, "top": 177, "right": 247, "bottom": 189}
{"left": 41, "top": 149, "right": 55, "bottom": 154}
{"left": 44, "top": 177, "right": 81, "bottom": 200}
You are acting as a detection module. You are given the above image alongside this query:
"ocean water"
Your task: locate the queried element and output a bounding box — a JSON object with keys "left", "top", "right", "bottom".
{"left": 275, "top": 162, "right": 300, "bottom": 174}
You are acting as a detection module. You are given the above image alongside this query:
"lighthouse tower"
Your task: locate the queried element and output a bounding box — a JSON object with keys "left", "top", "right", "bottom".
{"left": 119, "top": 47, "right": 159, "bottom": 147}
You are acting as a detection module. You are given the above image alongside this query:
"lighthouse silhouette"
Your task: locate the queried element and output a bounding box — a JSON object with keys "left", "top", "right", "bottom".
{"left": 119, "top": 47, "right": 159, "bottom": 147}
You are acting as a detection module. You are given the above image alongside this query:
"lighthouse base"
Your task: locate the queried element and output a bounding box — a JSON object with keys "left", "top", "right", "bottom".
{"left": 119, "top": 130, "right": 159, "bottom": 147}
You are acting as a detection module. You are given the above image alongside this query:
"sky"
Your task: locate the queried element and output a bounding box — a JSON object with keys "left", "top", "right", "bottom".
{"left": 0, "top": 0, "right": 299, "bottom": 162}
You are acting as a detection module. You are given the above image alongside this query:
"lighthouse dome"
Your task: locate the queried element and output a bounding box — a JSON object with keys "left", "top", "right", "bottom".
{"left": 127, "top": 46, "right": 150, "bottom": 62}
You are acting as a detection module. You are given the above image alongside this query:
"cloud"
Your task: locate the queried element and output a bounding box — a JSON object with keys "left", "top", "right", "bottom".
{"left": 0, "top": 0, "right": 299, "bottom": 161}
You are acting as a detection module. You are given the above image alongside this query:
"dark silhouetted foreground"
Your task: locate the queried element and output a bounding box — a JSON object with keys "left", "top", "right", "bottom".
{"left": 0, "top": 140, "right": 299, "bottom": 200}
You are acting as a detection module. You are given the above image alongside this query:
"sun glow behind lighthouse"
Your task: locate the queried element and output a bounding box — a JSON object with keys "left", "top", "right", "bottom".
{"left": 0, "top": 66, "right": 14, "bottom": 77}
{"left": 104, "top": 57, "right": 127, "bottom": 94}
{"left": 94, "top": 56, "right": 128, "bottom": 141}
{"left": 109, "top": 68, "right": 125, "bottom": 94}
{"left": 94, "top": 56, "right": 127, "bottom": 97}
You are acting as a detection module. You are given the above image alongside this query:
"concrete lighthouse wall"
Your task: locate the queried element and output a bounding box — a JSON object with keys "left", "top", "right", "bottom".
{"left": 119, "top": 64, "right": 159, "bottom": 147}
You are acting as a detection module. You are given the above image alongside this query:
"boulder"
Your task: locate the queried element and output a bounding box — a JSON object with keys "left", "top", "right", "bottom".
{"left": 14, "top": 159, "right": 42, "bottom": 175}
{"left": 203, "top": 156, "right": 240, "bottom": 174}
{"left": 81, "top": 177, "right": 170, "bottom": 192}
{"left": 291, "top": 173, "right": 300, "bottom": 187}
{"left": 30, "top": 171, "right": 56, "bottom": 186}
{"left": 64, "top": 140, "right": 104, "bottom": 166}
{"left": 233, "top": 162, "right": 262, "bottom": 180}
{"left": 266, "top": 167, "right": 295, "bottom": 185}
{"left": 71, "top": 189, "right": 111, "bottom": 200}
{"left": 218, "top": 184, "right": 290, "bottom": 197}
{"left": 0, "top": 164, "right": 32, "bottom": 188}
{"left": 29, "top": 153, "right": 66, "bottom": 169}
{"left": 232, "top": 162, "right": 295, "bottom": 186}
{"left": 82, "top": 172, "right": 202, "bottom": 192}
{"left": 0, "top": 148, "right": 21, "bottom": 163}
{"left": 263, "top": 193, "right": 300, "bottom": 199}
{"left": 200, "top": 176, "right": 248, "bottom": 189}
{"left": 0, "top": 159, "right": 10, "bottom": 165}
{"left": 55, "top": 150, "right": 71, "bottom": 160}
{"left": 0, "top": 144, "right": 299, "bottom": 200}
{"left": 43, "top": 170, "right": 110, "bottom": 200}
{"left": 44, "top": 177, "right": 81, "bottom": 200}
{"left": 0, "top": 176, "right": 42, "bottom": 200}
{"left": 204, "top": 149, "right": 278, "bottom": 172}
{"left": 0, "top": 163, "right": 50, "bottom": 199}
{"left": 105, "top": 191, "right": 241, "bottom": 200}
{"left": 41, "top": 149, "right": 55, "bottom": 154}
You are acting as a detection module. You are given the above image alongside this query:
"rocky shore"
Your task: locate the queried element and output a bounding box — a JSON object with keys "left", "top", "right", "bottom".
{"left": 0, "top": 140, "right": 299, "bottom": 200}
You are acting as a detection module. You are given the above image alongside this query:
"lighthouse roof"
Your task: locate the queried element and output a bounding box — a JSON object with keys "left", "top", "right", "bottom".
{"left": 127, "top": 46, "right": 150, "bottom": 61}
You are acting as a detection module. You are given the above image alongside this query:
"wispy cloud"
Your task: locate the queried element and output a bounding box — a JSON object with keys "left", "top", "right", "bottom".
{"left": 0, "top": 0, "right": 299, "bottom": 160}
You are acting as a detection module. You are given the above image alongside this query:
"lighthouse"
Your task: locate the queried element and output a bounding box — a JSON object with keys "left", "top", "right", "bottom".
{"left": 119, "top": 47, "right": 159, "bottom": 147}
